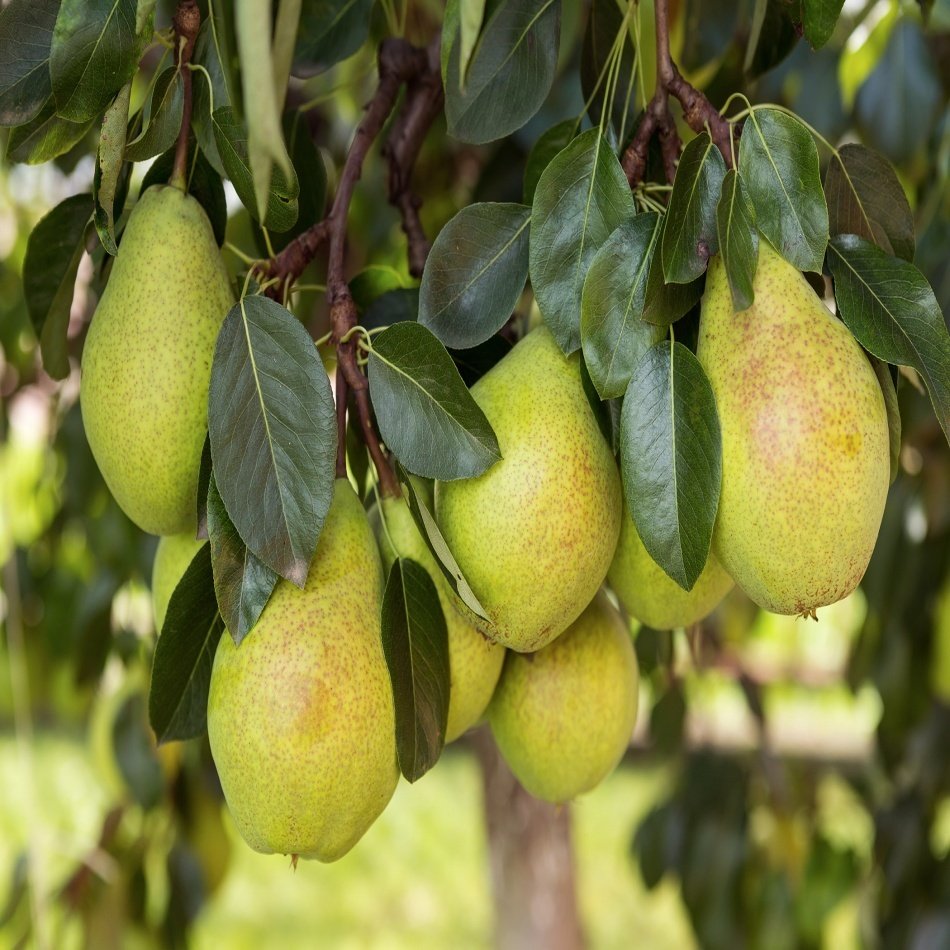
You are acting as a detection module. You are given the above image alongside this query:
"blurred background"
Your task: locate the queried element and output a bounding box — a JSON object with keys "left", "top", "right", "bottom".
{"left": 1, "top": 0, "right": 949, "bottom": 947}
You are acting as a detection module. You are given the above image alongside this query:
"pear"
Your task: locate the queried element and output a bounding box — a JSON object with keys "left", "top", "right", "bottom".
{"left": 697, "top": 239, "right": 889, "bottom": 615}
{"left": 372, "top": 494, "right": 505, "bottom": 742}
{"left": 435, "top": 327, "right": 622, "bottom": 652}
{"left": 489, "top": 590, "right": 639, "bottom": 803}
{"left": 81, "top": 185, "right": 233, "bottom": 536}
{"left": 207, "top": 479, "right": 398, "bottom": 862}
{"left": 609, "top": 500, "right": 733, "bottom": 629}
{"left": 151, "top": 532, "right": 205, "bottom": 632}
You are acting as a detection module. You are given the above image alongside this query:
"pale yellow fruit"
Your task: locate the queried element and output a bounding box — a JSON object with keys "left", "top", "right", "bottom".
{"left": 81, "top": 185, "right": 233, "bottom": 536}
{"left": 697, "top": 240, "right": 889, "bottom": 615}
{"left": 207, "top": 480, "right": 398, "bottom": 862}
{"left": 435, "top": 327, "right": 622, "bottom": 652}
{"left": 609, "top": 500, "right": 733, "bottom": 628}
{"left": 151, "top": 532, "right": 204, "bottom": 632}
{"left": 489, "top": 590, "right": 639, "bottom": 803}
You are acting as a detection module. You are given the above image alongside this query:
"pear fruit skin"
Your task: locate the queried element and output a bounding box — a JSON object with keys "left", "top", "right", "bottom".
{"left": 489, "top": 590, "right": 639, "bottom": 803}
{"left": 697, "top": 240, "right": 889, "bottom": 615}
{"left": 151, "top": 532, "right": 204, "bottom": 632}
{"left": 373, "top": 495, "right": 505, "bottom": 742}
{"left": 81, "top": 185, "right": 233, "bottom": 536}
{"left": 609, "top": 500, "right": 733, "bottom": 629}
{"left": 435, "top": 327, "right": 622, "bottom": 652}
{"left": 207, "top": 479, "right": 398, "bottom": 862}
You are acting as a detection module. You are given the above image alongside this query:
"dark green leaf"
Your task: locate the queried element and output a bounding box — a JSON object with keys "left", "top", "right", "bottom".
{"left": 367, "top": 322, "right": 501, "bottom": 480}
{"left": 6, "top": 99, "right": 92, "bottom": 164}
{"left": 738, "top": 107, "right": 828, "bottom": 272}
{"left": 381, "top": 558, "right": 450, "bottom": 783}
{"left": 50, "top": 0, "right": 141, "bottom": 123}
{"left": 581, "top": 213, "right": 666, "bottom": 399}
{"left": 148, "top": 543, "right": 224, "bottom": 744}
{"left": 208, "top": 295, "right": 337, "bottom": 586}
{"left": 530, "top": 127, "right": 636, "bottom": 354}
{"left": 93, "top": 82, "right": 131, "bottom": 255}
{"left": 662, "top": 132, "right": 727, "bottom": 284}
{"left": 0, "top": 0, "right": 58, "bottom": 126}
{"left": 620, "top": 341, "right": 722, "bottom": 590}
{"left": 364, "top": 288, "right": 419, "bottom": 330}
{"left": 827, "top": 235, "right": 950, "bottom": 444}
{"left": 113, "top": 693, "right": 164, "bottom": 809}
{"left": 445, "top": 0, "right": 561, "bottom": 144}
{"left": 23, "top": 193, "right": 94, "bottom": 380}
{"left": 419, "top": 202, "right": 530, "bottom": 349}
{"left": 680, "top": 0, "right": 739, "bottom": 72}
{"left": 192, "top": 12, "right": 234, "bottom": 177}
{"left": 643, "top": 217, "right": 705, "bottom": 327}
{"left": 450, "top": 335, "right": 513, "bottom": 387}
{"left": 125, "top": 67, "right": 184, "bottom": 162}
{"left": 580, "top": 0, "right": 636, "bottom": 131}
{"left": 824, "top": 143, "right": 914, "bottom": 261}
{"left": 715, "top": 169, "right": 758, "bottom": 311}
{"left": 294, "top": 0, "right": 373, "bottom": 71}
{"left": 869, "top": 357, "right": 900, "bottom": 485}
{"left": 351, "top": 265, "right": 411, "bottom": 310}
{"left": 207, "top": 473, "right": 279, "bottom": 645}
{"left": 196, "top": 435, "right": 212, "bottom": 539}
{"left": 744, "top": 0, "right": 798, "bottom": 77}
{"left": 802, "top": 0, "right": 844, "bottom": 49}
{"left": 523, "top": 119, "right": 575, "bottom": 205}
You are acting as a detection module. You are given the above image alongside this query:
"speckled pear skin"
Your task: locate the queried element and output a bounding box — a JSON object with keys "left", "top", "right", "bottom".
{"left": 697, "top": 240, "right": 889, "bottom": 615}
{"left": 151, "top": 531, "right": 204, "bottom": 631}
{"left": 207, "top": 480, "right": 398, "bottom": 862}
{"left": 372, "top": 496, "right": 505, "bottom": 742}
{"left": 488, "top": 590, "right": 639, "bottom": 803}
{"left": 608, "top": 500, "right": 733, "bottom": 629}
{"left": 435, "top": 326, "right": 622, "bottom": 652}
{"left": 81, "top": 185, "right": 233, "bottom": 536}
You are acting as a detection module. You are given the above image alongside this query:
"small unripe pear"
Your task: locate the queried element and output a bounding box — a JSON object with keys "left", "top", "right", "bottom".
{"left": 489, "top": 591, "right": 639, "bottom": 803}
{"left": 151, "top": 532, "right": 204, "bottom": 632}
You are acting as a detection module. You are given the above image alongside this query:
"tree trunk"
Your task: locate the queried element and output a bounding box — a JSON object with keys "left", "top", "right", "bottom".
{"left": 471, "top": 728, "right": 586, "bottom": 950}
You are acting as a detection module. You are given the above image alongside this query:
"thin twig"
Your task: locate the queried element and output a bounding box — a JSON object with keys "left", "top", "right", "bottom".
{"left": 171, "top": 0, "right": 200, "bottom": 189}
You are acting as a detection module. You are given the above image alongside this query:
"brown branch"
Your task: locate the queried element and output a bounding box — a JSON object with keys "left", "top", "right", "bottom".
{"left": 171, "top": 0, "right": 200, "bottom": 189}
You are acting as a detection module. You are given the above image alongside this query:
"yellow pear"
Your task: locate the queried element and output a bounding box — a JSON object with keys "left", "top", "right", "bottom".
{"left": 81, "top": 185, "right": 233, "bottom": 536}
{"left": 697, "top": 239, "right": 889, "bottom": 615}
{"left": 371, "top": 494, "right": 505, "bottom": 742}
{"left": 609, "top": 500, "right": 733, "bottom": 628}
{"left": 489, "top": 590, "right": 639, "bottom": 803}
{"left": 435, "top": 327, "right": 622, "bottom": 652}
{"left": 151, "top": 532, "right": 204, "bottom": 632}
{"left": 207, "top": 479, "right": 398, "bottom": 862}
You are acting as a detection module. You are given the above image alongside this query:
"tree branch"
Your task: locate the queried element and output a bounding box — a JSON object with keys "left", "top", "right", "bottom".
{"left": 171, "top": 0, "right": 200, "bottom": 190}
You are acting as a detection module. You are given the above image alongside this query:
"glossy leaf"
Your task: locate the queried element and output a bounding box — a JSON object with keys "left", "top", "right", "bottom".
{"left": 738, "top": 107, "right": 828, "bottom": 272}
{"left": 196, "top": 435, "right": 212, "bottom": 539}
{"left": 802, "top": 0, "right": 843, "bottom": 49}
{"left": 6, "top": 100, "right": 92, "bottom": 164}
{"left": 381, "top": 558, "right": 450, "bottom": 783}
{"left": 125, "top": 68, "right": 183, "bottom": 162}
{"left": 662, "top": 132, "right": 727, "bottom": 284}
{"left": 148, "top": 544, "right": 224, "bottom": 744}
{"left": 294, "top": 0, "right": 373, "bottom": 71}
{"left": 0, "top": 0, "right": 58, "bottom": 126}
{"left": 715, "top": 169, "right": 758, "bottom": 312}
{"left": 192, "top": 12, "right": 234, "bottom": 177}
{"left": 530, "top": 127, "right": 636, "bottom": 354}
{"left": 642, "top": 217, "right": 705, "bottom": 327}
{"left": 620, "top": 341, "right": 722, "bottom": 590}
{"left": 419, "top": 203, "right": 530, "bottom": 349}
{"left": 827, "top": 235, "right": 950, "bottom": 444}
{"left": 581, "top": 213, "right": 666, "bottom": 400}
{"left": 93, "top": 82, "right": 131, "bottom": 255}
{"left": 208, "top": 295, "right": 337, "bottom": 587}
{"left": 367, "top": 322, "right": 501, "bottom": 480}
{"left": 523, "top": 119, "right": 575, "bottom": 205}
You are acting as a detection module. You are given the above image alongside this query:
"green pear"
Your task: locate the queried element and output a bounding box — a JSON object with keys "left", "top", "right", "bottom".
{"left": 435, "top": 327, "right": 622, "bottom": 652}
{"left": 697, "top": 240, "right": 889, "bottom": 615}
{"left": 151, "top": 532, "right": 204, "bottom": 632}
{"left": 207, "top": 479, "right": 398, "bottom": 862}
{"left": 489, "top": 590, "right": 639, "bottom": 803}
{"left": 372, "top": 494, "right": 505, "bottom": 742}
{"left": 609, "top": 500, "right": 733, "bottom": 629}
{"left": 81, "top": 185, "right": 233, "bottom": 536}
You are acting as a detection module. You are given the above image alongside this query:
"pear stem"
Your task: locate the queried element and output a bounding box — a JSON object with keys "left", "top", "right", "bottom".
{"left": 170, "top": 0, "right": 200, "bottom": 191}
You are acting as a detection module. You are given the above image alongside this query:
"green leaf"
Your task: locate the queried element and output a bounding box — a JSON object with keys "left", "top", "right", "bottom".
{"left": 397, "top": 466, "right": 491, "bottom": 622}
{"left": 419, "top": 202, "right": 530, "bottom": 349}
{"left": 824, "top": 143, "right": 914, "bottom": 262}
{"left": 381, "top": 558, "right": 450, "bottom": 783}
{"left": 208, "top": 295, "right": 338, "bottom": 587}
{"left": 367, "top": 322, "right": 501, "bottom": 480}
{"left": 620, "top": 341, "right": 722, "bottom": 590}
{"left": 0, "top": 0, "right": 58, "bottom": 126}
{"left": 364, "top": 288, "right": 419, "bottom": 330}
{"left": 207, "top": 473, "right": 279, "bottom": 645}
{"left": 869, "top": 357, "right": 900, "bottom": 486}
{"left": 148, "top": 543, "right": 224, "bottom": 744}
{"left": 662, "top": 132, "right": 727, "bottom": 284}
{"left": 642, "top": 215, "right": 705, "bottom": 327}
{"left": 581, "top": 213, "right": 666, "bottom": 400}
{"left": 827, "top": 235, "right": 950, "bottom": 445}
{"left": 450, "top": 335, "right": 512, "bottom": 387}
{"left": 23, "top": 193, "right": 94, "bottom": 380}
{"left": 523, "top": 118, "right": 575, "bottom": 205}
{"left": 93, "top": 82, "right": 131, "bottom": 255}
{"left": 530, "top": 127, "right": 636, "bottom": 354}
{"left": 580, "top": 0, "right": 636, "bottom": 132}
{"left": 802, "top": 0, "right": 843, "bottom": 49}
{"left": 458, "top": 0, "right": 487, "bottom": 84}
{"left": 744, "top": 0, "right": 798, "bottom": 78}
{"left": 294, "top": 0, "right": 373, "bottom": 71}
{"left": 50, "top": 0, "right": 140, "bottom": 123}
{"left": 445, "top": 0, "right": 561, "bottom": 145}
{"left": 196, "top": 435, "right": 212, "bottom": 539}
{"left": 715, "top": 169, "right": 758, "bottom": 311}
{"left": 6, "top": 99, "right": 92, "bottom": 164}
{"left": 212, "top": 105, "right": 299, "bottom": 231}
{"left": 125, "top": 67, "right": 183, "bottom": 162}
{"left": 113, "top": 693, "right": 164, "bottom": 809}
{"left": 192, "top": 12, "right": 234, "bottom": 177}
{"left": 738, "top": 106, "right": 828, "bottom": 272}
